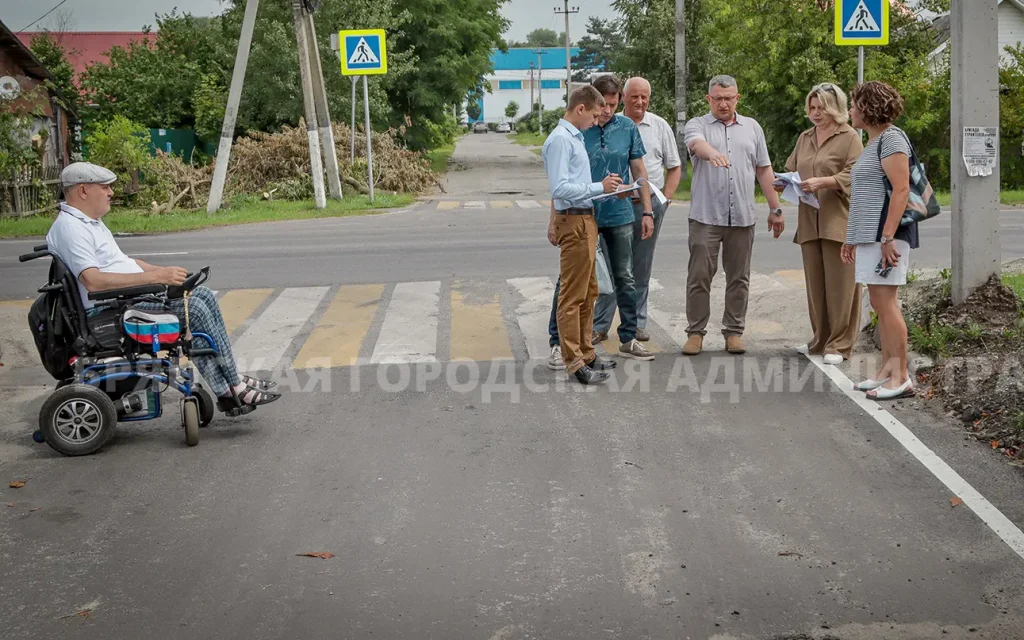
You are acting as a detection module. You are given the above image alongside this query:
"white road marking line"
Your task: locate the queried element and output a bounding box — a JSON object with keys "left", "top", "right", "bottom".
{"left": 509, "top": 276, "right": 555, "bottom": 360}
{"left": 370, "top": 281, "right": 440, "bottom": 364}
{"left": 464, "top": 200, "right": 485, "bottom": 209}
{"left": 808, "top": 355, "right": 1024, "bottom": 562}
{"left": 516, "top": 200, "right": 542, "bottom": 209}
{"left": 232, "top": 287, "right": 329, "bottom": 372}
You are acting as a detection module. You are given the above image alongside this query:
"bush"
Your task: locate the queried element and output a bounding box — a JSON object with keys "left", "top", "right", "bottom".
{"left": 84, "top": 116, "right": 153, "bottom": 200}
{"left": 516, "top": 109, "right": 561, "bottom": 135}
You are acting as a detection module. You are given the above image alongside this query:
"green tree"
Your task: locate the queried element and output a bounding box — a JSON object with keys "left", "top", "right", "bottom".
{"left": 467, "top": 100, "right": 482, "bottom": 121}
{"left": 83, "top": 116, "right": 153, "bottom": 197}
{"left": 525, "top": 28, "right": 561, "bottom": 47}
{"left": 28, "top": 32, "right": 80, "bottom": 115}
{"left": 384, "top": 0, "right": 509, "bottom": 149}
{"left": 571, "top": 17, "right": 623, "bottom": 82}
{"left": 505, "top": 100, "right": 519, "bottom": 120}
{"left": 999, "top": 44, "right": 1024, "bottom": 189}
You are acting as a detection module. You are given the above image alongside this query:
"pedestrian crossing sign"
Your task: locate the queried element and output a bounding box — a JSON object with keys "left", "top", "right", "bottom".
{"left": 340, "top": 29, "right": 387, "bottom": 76}
{"left": 835, "top": 0, "right": 889, "bottom": 46}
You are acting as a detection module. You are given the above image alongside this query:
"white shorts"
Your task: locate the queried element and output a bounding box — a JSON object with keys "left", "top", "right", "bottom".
{"left": 855, "top": 240, "right": 911, "bottom": 286}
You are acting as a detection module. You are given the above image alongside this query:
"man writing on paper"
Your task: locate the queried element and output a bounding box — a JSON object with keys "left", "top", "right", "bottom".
{"left": 593, "top": 76, "right": 682, "bottom": 343}
{"left": 545, "top": 75, "right": 655, "bottom": 370}
{"left": 542, "top": 85, "right": 624, "bottom": 385}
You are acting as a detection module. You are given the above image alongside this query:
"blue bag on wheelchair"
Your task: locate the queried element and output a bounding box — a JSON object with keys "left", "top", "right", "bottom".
{"left": 123, "top": 309, "right": 180, "bottom": 352}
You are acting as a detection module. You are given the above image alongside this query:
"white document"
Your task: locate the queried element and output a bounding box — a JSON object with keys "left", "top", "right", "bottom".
{"left": 773, "top": 171, "right": 819, "bottom": 209}
{"left": 591, "top": 183, "right": 641, "bottom": 201}
{"left": 637, "top": 178, "right": 668, "bottom": 206}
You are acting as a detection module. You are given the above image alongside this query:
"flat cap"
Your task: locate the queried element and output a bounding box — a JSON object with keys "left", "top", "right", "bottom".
{"left": 61, "top": 162, "right": 117, "bottom": 187}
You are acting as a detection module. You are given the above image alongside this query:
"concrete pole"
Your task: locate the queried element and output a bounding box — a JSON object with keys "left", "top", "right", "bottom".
{"left": 674, "top": 0, "right": 687, "bottom": 179}
{"left": 555, "top": 1, "right": 578, "bottom": 101}
{"left": 951, "top": 0, "right": 1000, "bottom": 303}
{"left": 207, "top": 0, "right": 259, "bottom": 213}
{"left": 304, "top": 13, "right": 343, "bottom": 199}
{"left": 292, "top": 0, "right": 326, "bottom": 209}
{"left": 534, "top": 49, "right": 544, "bottom": 136}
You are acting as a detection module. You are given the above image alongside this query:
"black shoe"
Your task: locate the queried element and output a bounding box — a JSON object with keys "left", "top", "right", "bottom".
{"left": 584, "top": 356, "right": 617, "bottom": 371}
{"left": 572, "top": 364, "right": 610, "bottom": 385}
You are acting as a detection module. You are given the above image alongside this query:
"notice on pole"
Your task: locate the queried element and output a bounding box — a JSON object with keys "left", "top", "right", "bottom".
{"left": 962, "top": 126, "right": 998, "bottom": 177}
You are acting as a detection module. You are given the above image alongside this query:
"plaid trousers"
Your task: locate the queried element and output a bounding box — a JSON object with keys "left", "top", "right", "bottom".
{"left": 133, "top": 286, "right": 240, "bottom": 396}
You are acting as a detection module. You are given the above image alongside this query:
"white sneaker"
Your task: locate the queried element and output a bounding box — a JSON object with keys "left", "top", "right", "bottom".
{"left": 795, "top": 344, "right": 810, "bottom": 355}
{"left": 823, "top": 353, "right": 844, "bottom": 366}
{"left": 547, "top": 345, "right": 565, "bottom": 370}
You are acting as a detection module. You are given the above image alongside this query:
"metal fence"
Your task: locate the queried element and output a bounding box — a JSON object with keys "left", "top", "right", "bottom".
{"left": 0, "top": 166, "right": 61, "bottom": 217}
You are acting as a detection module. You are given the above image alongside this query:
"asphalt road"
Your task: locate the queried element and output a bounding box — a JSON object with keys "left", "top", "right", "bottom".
{"left": 2, "top": 132, "right": 1024, "bottom": 639}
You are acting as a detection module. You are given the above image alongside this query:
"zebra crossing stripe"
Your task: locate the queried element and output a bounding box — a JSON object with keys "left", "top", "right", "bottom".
{"left": 294, "top": 284, "right": 384, "bottom": 369}
{"left": 508, "top": 277, "right": 555, "bottom": 360}
{"left": 464, "top": 201, "right": 485, "bottom": 209}
{"left": 219, "top": 288, "right": 274, "bottom": 335}
{"left": 232, "top": 287, "right": 329, "bottom": 372}
{"left": 449, "top": 285, "right": 513, "bottom": 362}
{"left": 370, "top": 281, "right": 441, "bottom": 364}
{"left": 490, "top": 200, "right": 513, "bottom": 208}
{"left": 516, "top": 200, "right": 543, "bottom": 209}
{"left": 436, "top": 201, "right": 460, "bottom": 210}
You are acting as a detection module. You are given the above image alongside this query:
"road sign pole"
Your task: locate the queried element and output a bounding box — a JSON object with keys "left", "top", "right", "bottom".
{"left": 857, "top": 46, "right": 864, "bottom": 84}
{"left": 351, "top": 76, "right": 357, "bottom": 162}
{"left": 363, "top": 75, "right": 374, "bottom": 203}
{"left": 292, "top": 0, "right": 326, "bottom": 209}
{"left": 207, "top": 0, "right": 259, "bottom": 213}
{"left": 951, "top": 0, "right": 1000, "bottom": 303}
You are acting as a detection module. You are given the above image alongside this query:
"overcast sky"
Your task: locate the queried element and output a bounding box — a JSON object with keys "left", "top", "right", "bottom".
{"left": 0, "top": 0, "right": 619, "bottom": 40}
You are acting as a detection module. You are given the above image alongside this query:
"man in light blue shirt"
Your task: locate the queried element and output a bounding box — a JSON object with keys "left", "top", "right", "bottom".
{"left": 542, "top": 85, "right": 623, "bottom": 385}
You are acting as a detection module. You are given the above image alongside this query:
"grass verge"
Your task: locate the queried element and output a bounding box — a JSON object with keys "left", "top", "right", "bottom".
{"left": 426, "top": 144, "right": 456, "bottom": 173}
{"left": 0, "top": 194, "right": 415, "bottom": 239}
{"left": 508, "top": 131, "right": 547, "bottom": 148}
{"left": 933, "top": 190, "right": 1024, "bottom": 207}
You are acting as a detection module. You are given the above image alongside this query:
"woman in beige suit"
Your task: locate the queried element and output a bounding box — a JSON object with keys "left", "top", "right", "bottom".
{"left": 778, "top": 83, "right": 864, "bottom": 365}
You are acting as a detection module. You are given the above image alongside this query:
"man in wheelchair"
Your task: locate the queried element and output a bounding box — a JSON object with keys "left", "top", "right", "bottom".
{"left": 46, "top": 162, "right": 281, "bottom": 412}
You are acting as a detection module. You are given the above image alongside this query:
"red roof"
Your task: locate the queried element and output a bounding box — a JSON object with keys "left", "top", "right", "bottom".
{"left": 14, "top": 31, "right": 153, "bottom": 78}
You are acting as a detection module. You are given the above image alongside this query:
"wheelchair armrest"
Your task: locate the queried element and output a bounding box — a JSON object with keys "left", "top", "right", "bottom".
{"left": 88, "top": 284, "right": 166, "bottom": 301}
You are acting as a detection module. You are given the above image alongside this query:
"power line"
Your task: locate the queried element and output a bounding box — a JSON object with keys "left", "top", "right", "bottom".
{"left": 19, "top": 0, "right": 72, "bottom": 32}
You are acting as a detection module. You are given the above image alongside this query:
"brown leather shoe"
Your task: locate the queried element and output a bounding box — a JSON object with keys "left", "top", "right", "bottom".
{"left": 682, "top": 334, "right": 703, "bottom": 356}
{"left": 635, "top": 327, "right": 650, "bottom": 342}
{"left": 725, "top": 335, "right": 746, "bottom": 354}
{"left": 592, "top": 330, "right": 608, "bottom": 343}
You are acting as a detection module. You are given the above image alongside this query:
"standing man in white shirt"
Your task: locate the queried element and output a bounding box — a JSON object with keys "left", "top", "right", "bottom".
{"left": 592, "top": 76, "right": 682, "bottom": 342}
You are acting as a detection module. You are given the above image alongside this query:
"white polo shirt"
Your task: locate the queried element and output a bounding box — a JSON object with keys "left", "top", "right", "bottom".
{"left": 635, "top": 111, "right": 682, "bottom": 191}
{"left": 45, "top": 203, "right": 143, "bottom": 309}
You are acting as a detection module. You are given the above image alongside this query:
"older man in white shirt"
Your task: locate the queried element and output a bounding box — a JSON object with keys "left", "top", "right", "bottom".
{"left": 592, "top": 76, "right": 682, "bottom": 342}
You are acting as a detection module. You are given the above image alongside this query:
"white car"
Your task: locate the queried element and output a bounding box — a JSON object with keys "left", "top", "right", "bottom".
{"left": 496, "top": 122, "right": 511, "bottom": 133}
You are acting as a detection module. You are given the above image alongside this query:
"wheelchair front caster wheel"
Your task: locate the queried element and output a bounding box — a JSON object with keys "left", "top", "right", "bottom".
{"left": 38, "top": 384, "right": 117, "bottom": 456}
{"left": 192, "top": 383, "right": 215, "bottom": 428}
{"left": 182, "top": 399, "right": 200, "bottom": 447}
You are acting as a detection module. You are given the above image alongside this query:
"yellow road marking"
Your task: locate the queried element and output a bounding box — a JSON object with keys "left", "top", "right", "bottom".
{"left": 219, "top": 289, "right": 274, "bottom": 336}
{"left": 293, "top": 284, "right": 384, "bottom": 369}
{"left": 490, "top": 200, "right": 513, "bottom": 209}
{"left": 0, "top": 300, "right": 33, "bottom": 309}
{"left": 450, "top": 288, "right": 513, "bottom": 362}
{"left": 436, "top": 201, "right": 461, "bottom": 210}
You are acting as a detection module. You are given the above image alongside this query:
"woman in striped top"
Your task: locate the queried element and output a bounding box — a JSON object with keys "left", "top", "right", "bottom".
{"left": 841, "top": 81, "right": 920, "bottom": 401}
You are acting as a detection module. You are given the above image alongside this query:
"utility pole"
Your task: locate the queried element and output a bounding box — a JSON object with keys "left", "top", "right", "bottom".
{"left": 533, "top": 49, "right": 544, "bottom": 135}
{"left": 207, "top": 0, "right": 259, "bottom": 213}
{"left": 950, "top": 0, "right": 1000, "bottom": 303}
{"left": 303, "top": 12, "right": 342, "bottom": 199}
{"left": 291, "top": 0, "right": 326, "bottom": 208}
{"left": 674, "top": 0, "right": 687, "bottom": 179}
{"left": 554, "top": 2, "right": 579, "bottom": 101}
{"left": 528, "top": 62, "right": 535, "bottom": 130}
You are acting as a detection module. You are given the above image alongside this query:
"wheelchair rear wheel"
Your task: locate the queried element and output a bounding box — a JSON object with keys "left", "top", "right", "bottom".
{"left": 183, "top": 399, "right": 200, "bottom": 447}
{"left": 39, "top": 384, "right": 117, "bottom": 456}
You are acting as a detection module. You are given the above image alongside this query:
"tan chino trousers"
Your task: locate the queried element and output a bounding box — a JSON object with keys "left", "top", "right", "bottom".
{"left": 555, "top": 213, "right": 599, "bottom": 373}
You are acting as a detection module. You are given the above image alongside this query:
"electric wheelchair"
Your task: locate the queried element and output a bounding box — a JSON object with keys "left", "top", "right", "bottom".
{"left": 19, "top": 244, "right": 253, "bottom": 456}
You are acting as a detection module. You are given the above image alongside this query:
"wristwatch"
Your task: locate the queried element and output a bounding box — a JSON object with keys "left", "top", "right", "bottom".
{"left": 770, "top": 208, "right": 783, "bottom": 216}
{"left": 881, "top": 236, "right": 894, "bottom": 244}
{"left": 642, "top": 211, "right": 654, "bottom": 218}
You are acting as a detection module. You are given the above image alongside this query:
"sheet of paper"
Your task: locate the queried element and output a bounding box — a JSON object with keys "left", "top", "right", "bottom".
{"left": 637, "top": 178, "right": 668, "bottom": 206}
{"left": 773, "top": 171, "right": 819, "bottom": 209}
{"left": 591, "top": 183, "right": 641, "bottom": 202}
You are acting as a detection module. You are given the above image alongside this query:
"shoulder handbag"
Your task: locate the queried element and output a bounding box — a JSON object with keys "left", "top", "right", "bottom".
{"left": 877, "top": 128, "right": 941, "bottom": 226}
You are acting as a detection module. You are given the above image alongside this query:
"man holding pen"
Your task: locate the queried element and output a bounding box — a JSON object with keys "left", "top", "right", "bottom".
{"left": 545, "top": 75, "right": 655, "bottom": 372}
{"left": 542, "top": 85, "right": 624, "bottom": 384}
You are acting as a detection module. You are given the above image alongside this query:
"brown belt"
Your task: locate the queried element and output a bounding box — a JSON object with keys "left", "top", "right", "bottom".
{"left": 559, "top": 207, "right": 594, "bottom": 215}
